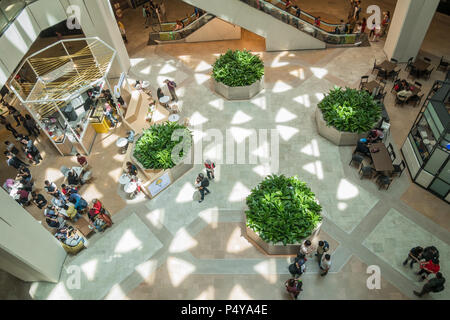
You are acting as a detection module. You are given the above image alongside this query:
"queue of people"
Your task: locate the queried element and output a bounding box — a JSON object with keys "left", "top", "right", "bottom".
{"left": 286, "top": 239, "right": 331, "bottom": 299}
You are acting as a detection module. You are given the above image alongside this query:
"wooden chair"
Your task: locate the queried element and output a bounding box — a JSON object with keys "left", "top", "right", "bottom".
{"left": 410, "top": 93, "right": 424, "bottom": 107}
{"left": 387, "top": 143, "right": 396, "bottom": 161}
{"left": 374, "top": 91, "right": 386, "bottom": 104}
{"left": 423, "top": 57, "right": 431, "bottom": 64}
{"left": 405, "top": 57, "right": 414, "bottom": 71}
{"left": 372, "top": 60, "right": 381, "bottom": 74}
{"left": 349, "top": 154, "right": 364, "bottom": 167}
{"left": 391, "top": 160, "right": 406, "bottom": 177}
{"left": 423, "top": 67, "right": 434, "bottom": 80}
{"left": 390, "top": 58, "right": 398, "bottom": 64}
{"left": 437, "top": 56, "right": 449, "bottom": 71}
{"left": 379, "top": 79, "right": 387, "bottom": 92}
{"left": 376, "top": 175, "right": 392, "bottom": 190}
{"left": 414, "top": 81, "right": 422, "bottom": 89}
{"left": 359, "top": 76, "right": 369, "bottom": 89}
{"left": 359, "top": 165, "right": 376, "bottom": 180}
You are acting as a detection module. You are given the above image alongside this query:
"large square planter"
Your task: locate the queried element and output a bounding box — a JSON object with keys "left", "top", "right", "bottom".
{"left": 245, "top": 217, "right": 322, "bottom": 255}
{"left": 213, "top": 76, "right": 264, "bottom": 100}
{"left": 315, "top": 107, "right": 373, "bottom": 146}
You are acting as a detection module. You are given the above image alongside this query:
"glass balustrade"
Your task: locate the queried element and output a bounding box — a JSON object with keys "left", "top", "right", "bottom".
{"left": 239, "top": 0, "right": 368, "bottom": 45}
{"left": 0, "top": 0, "right": 37, "bottom": 36}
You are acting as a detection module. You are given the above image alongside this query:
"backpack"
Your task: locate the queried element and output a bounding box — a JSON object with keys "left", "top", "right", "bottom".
{"left": 322, "top": 240, "right": 329, "bottom": 252}
{"left": 289, "top": 263, "right": 300, "bottom": 275}
{"left": 201, "top": 178, "right": 209, "bottom": 187}
{"left": 433, "top": 285, "right": 445, "bottom": 293}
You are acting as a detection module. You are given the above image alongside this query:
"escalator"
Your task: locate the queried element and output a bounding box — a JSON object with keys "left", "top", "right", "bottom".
{"left": 148, "top": 12, "right": 216, "bottom": 44}
{"left": 181, "top": 0, "right": 370, "bottom": 50}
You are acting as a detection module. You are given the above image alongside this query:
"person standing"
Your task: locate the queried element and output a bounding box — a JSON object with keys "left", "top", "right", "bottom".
{"left": 6, "top": 153, "right": 28, "bottom": 169}
{"left": 361, "top": 17, "right": 367, "bottom": 33}
{"left": 417, "top": 258, "right": 440, "bottom": 281}
{"left": 289, "top": 254, "right": 306, "bottom": 279}
{"left": 319, "top": 254, "right": 332, "bottom": 276}
{"left": 299, "top": 239, "right": 314, "bottom": 258}
{"left": 403, "top": 246, "right": 423, "bottom": 268}
{"left": 285, "top": 278, "right": 303, "bottom": 300}
{"left": 5, "top": 140, "right": 19, "bottom": 155}
{"left": 414, "top": 273, "right": 445, "bottom": 297}
{"left": 164, "top": 79, "right": 178, "bottom": 102}
{"left": 315, "top": 240, "right": 330, "bottom": 262}
{"left": 204, "top": 159, "right": 215, "bottom": 180}
{"left": 117, "top": 21, "right": 128, "bottom": 43}
{"left": 380, "top": 11, "right": 390, "bottom": 37}
{"left": 196, "top": 173, "right": 210, "bottom": 203}
{"left": 6, "top": 104, "right": 22, "bottom": 126}
{"left": 31, "top": 191, "right": 47, "bottom": 209}
{"left": 24, "top": 114, "right": 40, "bottom": 137}
{"left": 0, "top": 116, "right": 19, "bottom": 138}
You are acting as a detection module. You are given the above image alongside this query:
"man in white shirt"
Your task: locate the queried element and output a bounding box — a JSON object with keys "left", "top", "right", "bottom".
{"left": 320, "top": 254, "right": 332, "bottom": 276}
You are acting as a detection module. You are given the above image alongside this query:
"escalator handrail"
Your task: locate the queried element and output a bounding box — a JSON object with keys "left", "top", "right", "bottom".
{"left": 155, "top": 13, "right": 213, "bottom": 34}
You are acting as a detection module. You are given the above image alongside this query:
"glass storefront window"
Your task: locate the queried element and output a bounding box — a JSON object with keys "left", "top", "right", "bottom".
{"left": 429, "top": 178, "right": 450, "bottom": 198}
{"left": 438, "top": 160, "right": 450, "bottom": 184}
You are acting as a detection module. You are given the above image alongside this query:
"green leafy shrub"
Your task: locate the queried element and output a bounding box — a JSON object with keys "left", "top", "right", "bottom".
{"left": 246, "top": 175, "right": 322, "bottom": 245}
{"left": 318, "top": 87, "right": 381, "bottom": 133}
{"left": 212, "top": 49, "right": 264, "bottom": 87}
{"left": 133, "top": 122, "right": 191, "bottom": 169}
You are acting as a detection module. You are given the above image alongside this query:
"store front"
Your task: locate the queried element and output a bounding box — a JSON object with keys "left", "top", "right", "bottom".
{"left": 401, "top": 80, "right": 450, "bottom": 203}
{"left": 7, "top": 37, "right": 120, "bottom": 156}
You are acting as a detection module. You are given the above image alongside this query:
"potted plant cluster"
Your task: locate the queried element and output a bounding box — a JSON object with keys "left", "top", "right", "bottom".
{"left": 245, "top": 175, "right": 322, "bottom": 254}
{"left": 132, "top": 121, "right": 191, "bottom": 170}
{"left": 212, "top": 49, "right": 264, "bottom": 100}
{"left": 315, "top": 86, "right": 382, "bottom": 145}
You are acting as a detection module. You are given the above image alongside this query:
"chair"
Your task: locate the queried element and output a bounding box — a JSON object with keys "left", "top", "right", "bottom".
{"left": 374, "top": 91, "right": 386, "bottom": 103}
{"left": 408, "top": 66, "right": 419, "bottom": 78}
{"left": 409, "top": 93, "right": 424, "bottom": 107}
{"left": 60, "top": 166, "right": 70, "bottom": 177}
{"left": 372, "top": 60, "right": 381, "bottom": 74}
{"left": 423, "top": 67, "right": 434, "bottom": 80}
{"left": 437, "top": 56, "right": 449, "bottom": 71}
{"left": 414, "top": 81, "right": 422, "bottom": 89}
{"left": 395, "top": 94, "right": 408, "bottom": 106}
{"left": 390, "top": 58, "right": 398, "bottom": 64}
{"left": 349, "top": 154, "right": 364, "bottom": 167}
{"left": 359, "top": 165, "right": 376, "bottom": 180}
{"left": 391, "top": 160, "right": 406, "bottom": 177}
{"left": 376, "top": 69, "right": 388, "bottom": 80}
{"left": 359, "top": 76, "right": 369, "bottom": 89}
{"left": 376, "top": 175, "right": 392, "bottom": 190}
{"left": 423, "top": 57, "right": 431, "bottom": 63}
{"left": 379, "top": 79, "right": 386, "bottom": 92}
{"left": 405, "top": 57, "right": 414, "bottom": 71}
{"left": 387, "top": 143, "right": 396, "bottom": 161}
{"left": 389, "top": 68, "right": 401, "bottom": 82}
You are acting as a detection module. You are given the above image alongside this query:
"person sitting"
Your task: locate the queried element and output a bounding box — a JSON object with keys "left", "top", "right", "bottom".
{"left": 393, "top": 79, "right": 409, "bottom": 92}
{"left": 418, "top": 258, "right": 440, "bottom": 281}
{"left": 61, "top": 183, "right": 77, "bottom": 196}
{"left": 20, "top": 177, "right": 34, "bottom": 192}
{"left": 367, "top": 129, "right": 384, "bottom": 143}
{"left": 90, "top": 199, "right": 113, "bottom": 227}
{"left": 44, "top": 180, "right": 61, "bottom": 197}
{"left": 4, "top": 140, "right": 19, "bottom": 155}
{"left": 31, "top": 191, "right": 47, "bottom": 209}
{"left": 63, "top": 202, "right": 81, "bottom": 222}
{"left": 397, "top": 88, "right": 413, "bottom": 102}
{"left": 55, "top": 227, "right": 85, "bottom": 247}
{"left": 126, "top": 161, "right": 138, "bottom": 177}
{"left": 67, "top": 170, "right": 82, "bottom": 187}
{"left": 16, "top": 187, "right": 30, "bottom": 206}
{"left": 45, "top": 208, "right": 66, "bottom": 229}
{"left": 69, "top": 193, "right": 88, "bottom": 212}
{"left": 16, "top": 165, "right": 31, "bottom": 183}
{"left": 355, "top": 139, "right": 371, "bottom": 157}
{"left": 157, "top": 87, "right": 164, "bottom": 100}
{"left": 52, "top": 193, "right": 67, "bottom": 209}
{"left": 103, "top": 104, "right": 118, "bottom": 127}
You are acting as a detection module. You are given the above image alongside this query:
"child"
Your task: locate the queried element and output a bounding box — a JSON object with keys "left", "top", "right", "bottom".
{"left": 204, "top": 159, "right": 215, "bottom": 180}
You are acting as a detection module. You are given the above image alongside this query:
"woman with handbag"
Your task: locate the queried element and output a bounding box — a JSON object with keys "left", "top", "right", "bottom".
{"left": 91, "top": 199, "right": 113, "bottom": 227}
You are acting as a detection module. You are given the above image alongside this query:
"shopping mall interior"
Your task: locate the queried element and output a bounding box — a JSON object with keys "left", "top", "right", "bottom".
{"left": 0, "top": 0, "right": 449, "bottom": 300}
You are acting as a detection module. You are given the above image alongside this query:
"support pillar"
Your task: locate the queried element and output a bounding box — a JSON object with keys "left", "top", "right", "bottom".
{"left": 0, "top": 190, "right": 67, "bottom": 283}
{"left": 384, "top": 0, "right": 439, "bottom": 63}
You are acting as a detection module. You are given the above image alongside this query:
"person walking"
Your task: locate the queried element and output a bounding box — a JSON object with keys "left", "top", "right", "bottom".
{"left": 22, "top": 136, "right": 42, "bottom": 165}
{"left": 195, "top": 173, "right": 210, "bottom": 203}
{"left": 403, "top": 246, "right": 423, "bottom": 269}
{"left": 414, "top": 273, "right": 445, "bottom": 297}
{"left": 380, "top": 11, "right": 390, "bottom": 37}
{"left": 289, "top": 253, "right": 307, "bottom": 279}
{"left": 319, "top": 254, "right": 332, "bottom": 276}
{"left": 76, "top": 153, "right": 89, "bottom": 169}
{"left": 0, "top": 116, "right": 19, "bottom": 138}
{"left": 315, "top": 240, "right": 330, "bottom": 262}
{"left": 204, "top": 159, "right": 215, "bottom": 180}
{"left": 117, "top": 21, "right": 128, "bottom": 43}
{"left": 285, "top": 278, "right": 303, "bottom": 300}
{"left": 24, "top": 114, "right": 40, "bottom": 137}
{"left": 143, "top": 4, "right": 150, "bottom": 28}
{"left": 164, "top": 79, "right": 178, "bottom": 102}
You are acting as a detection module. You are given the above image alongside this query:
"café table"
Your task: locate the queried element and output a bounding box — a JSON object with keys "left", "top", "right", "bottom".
{"left": 412, "top": 59, "right": 430, "bottom": 76}
{"left": 159, "top": 96, "right": 170, "bottom": 108}
{"left": 116, "top": 137, "right": 128, "bottom": 148}
{"left": 362, "top": 80, "right": 380, "bottom": 94}
{"left": 370, "top": 142, "right": 394, "bottom": 172}
{"left": 377, "top": 60, "right": 396, "bottom": 75}
{"left": 124, "top": 181, "right": 137, "bottom": 198}
{"left": 119, "top": 173, "right": 131, "bottom": 185}
{"left": 168, "top": 114, "right": 180, "bottom": 122}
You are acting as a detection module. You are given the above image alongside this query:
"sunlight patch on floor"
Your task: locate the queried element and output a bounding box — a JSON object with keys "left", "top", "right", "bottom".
{"left": 253, "top": 259, "right": 278, "bottom": 284}
{"left": 231, "top": 110, "right": 253, "bottom": 125}
{"left": 167, "top": 257, "right": 196, "bottom": 287}
{"left": 169, "top": 227, "right": 199, "bottom": 253}
{"left": 336, "top": 179, "right": 359, "bottom": 200}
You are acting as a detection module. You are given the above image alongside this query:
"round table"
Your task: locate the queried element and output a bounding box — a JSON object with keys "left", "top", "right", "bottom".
{"left": 124, "top": 181, "right": 137, "bottom": 194}
{"left": 119, "top": 173, "right": 131, "bottom": 185}
{"left": 116, "top": 137, "right": 128, "bottom": 148}
{"left": 142, "top": 81, "right": 150, "bottom": 89}
{"left": 168, "top": 114, "right": 180, "bottom": 122}
{"left": 159, "top": 96, "right": 170, "bottom": 105}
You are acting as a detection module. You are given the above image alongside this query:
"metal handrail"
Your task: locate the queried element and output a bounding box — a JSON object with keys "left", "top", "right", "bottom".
{"left": 239, "top": 0, "right": 368, "bottom": 45}
{"left": 0, "top": 0, "right": 38, "bottom": 37}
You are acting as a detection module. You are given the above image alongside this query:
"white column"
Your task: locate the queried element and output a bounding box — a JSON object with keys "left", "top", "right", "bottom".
{"left": 384, "top": 0, "right": 439, "bottom": 63}
{"left": 63, "top": 0, "right": 131, "bottom": 77}
{"left": 0, "top": 189, "right": 67, "bottom": 283}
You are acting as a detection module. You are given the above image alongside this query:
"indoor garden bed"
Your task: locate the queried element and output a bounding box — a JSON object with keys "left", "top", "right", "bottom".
{"left": 315, "top": 87, "right": 382, "bottom": 145}
{"left": 245, "top": 174, "right": 322, "bottom": 255}
{"left": 212, "top": 49, "right": 264, "bottom": 100}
